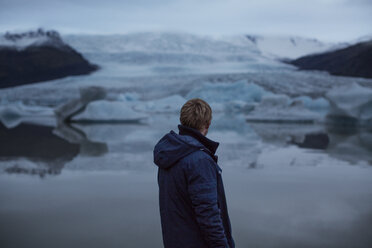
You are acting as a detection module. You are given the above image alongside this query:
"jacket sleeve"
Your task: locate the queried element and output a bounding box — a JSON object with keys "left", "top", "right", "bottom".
{"left": 187, "top": 157, "right": 229, "bottom": 248}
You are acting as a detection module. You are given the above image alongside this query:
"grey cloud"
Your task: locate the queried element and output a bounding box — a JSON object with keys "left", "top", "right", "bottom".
{"left": 0, "top": 0, "right": 371, "bottom": 42}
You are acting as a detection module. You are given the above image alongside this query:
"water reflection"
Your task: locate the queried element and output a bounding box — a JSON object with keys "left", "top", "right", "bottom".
{"left": 0, "top": 121, "right": 109, "bottom": 177}
{"left": 0, "top": 122, "right": 79, "bottom": 177}
{"left": 1, "top": 117, "right": 372, "bottom": 248}
{"left": 1, "top": 118, "right": 371, "bottom": 178}
{"left": 248, "top": 122, "right": 372, "bottom": 165}
{"left": 290, "top": 133, "right": 330, "bottom": 150}
{"left": 54, "top": 122, "right": 108, "bottom": 156}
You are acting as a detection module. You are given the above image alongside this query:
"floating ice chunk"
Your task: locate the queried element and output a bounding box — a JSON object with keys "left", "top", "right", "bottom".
{"left": 209, "top": 102, "right": 225, "bottom": 113}
{"left": 0, "top": 101, "right": 54, "bottom": 116}
{"left": 133, "top": 95, "right": 186, "bottom": 113}
{"left": 259, "top": 94, "right": 290, "bottom": 107}
{"left": 186, "top": 80, "right": 272, "bottom": 103}
{"left": 325, "top": 83, "right": 372, "bottom": 126}
{"left": 247, "top": 94, "right": 324, "bottom": 123}
{"left": 0, "top": 102, "right": 55, "bottom": 128}
{"left": 224, "top": 100, "right": 255, "bottom": 114}
{"left": 117, "top": 92, "right": 141, "bottom": 102}
{"left": 71, "top": 100, "right": 147, "bottom": 122}
{"left": 291, "top": 96, "right": 330, "bottom": 113}
{"left": 54, "top": 86, "right": 107, "bottom": 122}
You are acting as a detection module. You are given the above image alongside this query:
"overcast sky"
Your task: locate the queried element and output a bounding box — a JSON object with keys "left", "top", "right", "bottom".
{"left": 0, "top": 0, "right": 371, "bottom": 42}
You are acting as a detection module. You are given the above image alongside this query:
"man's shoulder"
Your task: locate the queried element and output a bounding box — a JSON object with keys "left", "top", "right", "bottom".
{"left": 179, "top": 149, "right": 216, "bottom": 170}
{"left": 182, "top": 148, "right": 212, "bottom": 160}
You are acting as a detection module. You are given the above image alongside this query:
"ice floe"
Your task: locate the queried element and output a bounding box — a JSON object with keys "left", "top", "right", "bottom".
{"left": 246, "top": 94, "right": 326, "bottom": 123}
{"left": 0, "top": 101, "right": 55, "bottom": 128}
{"left": 132, "top": 95, "right": 186, "bottom": 113}
{"left": 71, "top": 100, "right": 147, "bottom": 123}
{"left": 186, "top": 80, "right": 272, "bottom": 104}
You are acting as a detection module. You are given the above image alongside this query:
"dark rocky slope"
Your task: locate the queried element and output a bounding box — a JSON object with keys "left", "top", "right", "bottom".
{"left": 291, "top": 40, "right": 372, "bottom": 79}
{"left": 0, "top": 29, "right": 98, "bottom": 88}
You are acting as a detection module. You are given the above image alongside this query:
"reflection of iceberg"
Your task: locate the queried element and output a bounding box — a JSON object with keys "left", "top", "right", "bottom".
{"left": 53, "top": 122, "right": 108, "bottom": 156}
{"left": 255, "top": 145, "right": 352, "bottom": 168}
{"left": 0, "top": 121, "right": 113, "bottom": 177}
{"left": 249, "top": 122, "right": 372, "bottom": 166}
{"left": 290, "top": 133, "right": 329, "bottom": 150}
{"left": 248, "top": 122, "right": 326, "bottom": 146}
{"left": 325, "top": 83, "right": 372, "bottom": 128}
{"left": 0, "top": 123, "right": 79, "bottom": 176}
{"left": 326, "top": 130, "right": 372, "bottom": 165}
{"left": 5, "top": 162, "right": 61, "bottom": 178}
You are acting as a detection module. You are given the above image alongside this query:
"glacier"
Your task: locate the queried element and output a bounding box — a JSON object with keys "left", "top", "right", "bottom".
{"left": 0, "top": 32, "right": 371, "bottom": 127}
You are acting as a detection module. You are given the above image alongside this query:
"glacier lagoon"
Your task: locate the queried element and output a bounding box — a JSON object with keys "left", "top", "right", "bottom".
{"left": 1, "top": 33, "right": 372, "bottom": 248}
{"left": 1, "top": 115, "right": 372, "bottom": 248}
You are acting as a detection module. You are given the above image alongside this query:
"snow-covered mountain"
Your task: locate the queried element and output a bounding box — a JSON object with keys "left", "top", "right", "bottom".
{"left": 64, "top": 32, "right": 259, "bottom": 54}
{"left": 0, "top": 28, "right": 66, "bottom": 50}
{"left": 0, "top": 29, "right": 98, "bottom": 88}
{"left": 63, "top": 32, "right": 265, "bottom": 66}
{"left": 1, "top": 30, "right": 371, "bottom": 109}
{"left": 245, "top": 35, "right": 336, "bottom": 59}
{"left": 63, "top": 32, "right": 336, "bottom": 62}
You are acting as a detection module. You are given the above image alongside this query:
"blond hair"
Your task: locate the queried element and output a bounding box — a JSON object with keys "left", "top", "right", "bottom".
{"left": 180, "top": 98, "right": 212, "bottom": 131}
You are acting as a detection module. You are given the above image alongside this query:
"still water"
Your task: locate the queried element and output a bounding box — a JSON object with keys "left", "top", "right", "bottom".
{"left": 1, "top": 114, "right": 372, "bottom": 248}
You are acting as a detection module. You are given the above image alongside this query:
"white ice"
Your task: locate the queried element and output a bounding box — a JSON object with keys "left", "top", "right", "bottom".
{"left": 186, "top": 80, "right": 272, "bottom": 104}
{"left": 0, "top": 101, "right": 55, "bottom": 128}
{"left": 247, "top": 35, "right": 336, "bottom": 59}
{"left": 71, "top": 100, "right": 147, "bottom": 122}
{"left": 247, "top": 94, "right": 327, "bottom": 123}
{"left": 132, "top": 95, "right": 186, "bottom": 113}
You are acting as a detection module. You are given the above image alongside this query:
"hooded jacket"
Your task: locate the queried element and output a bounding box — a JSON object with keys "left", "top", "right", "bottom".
{"left": 153, "top": 125, "right": 234, "bottom": 248}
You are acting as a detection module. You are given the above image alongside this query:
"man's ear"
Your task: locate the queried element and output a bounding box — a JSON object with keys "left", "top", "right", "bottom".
{"left": 206, "top": 121, "right": 211, "bottom": 129}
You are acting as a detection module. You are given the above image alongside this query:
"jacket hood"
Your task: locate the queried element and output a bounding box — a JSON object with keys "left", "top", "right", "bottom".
{"left": 153, "top": 125, "right": 220, "bottom": 169}
{"left": 153, "top": 130, "right": 204, "bottom": 169}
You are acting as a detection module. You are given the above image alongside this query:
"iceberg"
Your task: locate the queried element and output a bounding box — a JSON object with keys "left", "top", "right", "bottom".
{"left": 54, "top": 86, "right": 107, "bottom": 122}
{"left": 71, "top": 100, "right": 147, "bottom": 123}
{"left": 0, "top": 101, "right": 54, "bottom": 128}
{"left": 133, "top": 95, "right": 186, "bottom": 113}
{"left": 291, "top": 96, "right": 329, "bottom": 114}
{"left": 246, "top": 94, "right": 325, "bottom": 123}
{"left": 325, "top": 83, "right": 372, "bottom": 127}
{"left": 186, "top": 80, "right": 272, "bottom": 104}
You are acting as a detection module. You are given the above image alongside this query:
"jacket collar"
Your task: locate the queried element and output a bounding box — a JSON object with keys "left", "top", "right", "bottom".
{"left": 178, "top": 124, "right": 219, "bottom": 155}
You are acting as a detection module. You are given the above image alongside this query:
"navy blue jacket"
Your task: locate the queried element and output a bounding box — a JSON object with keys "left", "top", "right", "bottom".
{"left": 153, "top": 125, "right": 235, "bottom": 248}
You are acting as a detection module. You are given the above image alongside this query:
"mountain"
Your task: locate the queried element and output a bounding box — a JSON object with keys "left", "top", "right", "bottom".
{"left": 0, "top": 29, "right": 98, "bottom": 89}
{"left": 245, "top": 35, "right": 335, "bottom": 59}
{"left": 64, "top": 32, "right": 334, "bottom": 61}
{"left": 290, "top": 40, "right": 372, "bottom": 79}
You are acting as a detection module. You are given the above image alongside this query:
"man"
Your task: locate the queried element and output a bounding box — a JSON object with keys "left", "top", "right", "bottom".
{"left": 153, "top": 98, "right": 235, "bottom": 248}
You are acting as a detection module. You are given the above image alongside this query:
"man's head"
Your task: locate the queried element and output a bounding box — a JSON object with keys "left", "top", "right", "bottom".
{"left": 180, "top": 98, "right": 212, "bottom": 136}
